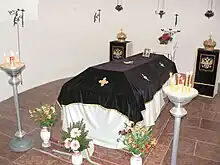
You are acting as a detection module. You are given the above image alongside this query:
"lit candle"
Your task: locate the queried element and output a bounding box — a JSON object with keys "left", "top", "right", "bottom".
{"left": 189, "top": 72, "right": 193, "bottom": 86}
{"left": 15, "top": 52, "right": 20, "bottom": 62}
{"left": 185, "top": 72, "right": 189, "bottom": 87}
{"left": 169, "top": 72, "right": 173, "bottom": 88}
{"left": 10, "top": 50, "right": 14, "bottom": 56}
{"left": 9, "top": 56, "right": 15, "bottom": 66}
{"left": 177, "top": 74, "right": 181, "bottom": 85}
{"left": 4, "top": 53, "right": 7, "bottom": 63}
{"left": 172, "top": 74, "right": 176, "bottom": 86}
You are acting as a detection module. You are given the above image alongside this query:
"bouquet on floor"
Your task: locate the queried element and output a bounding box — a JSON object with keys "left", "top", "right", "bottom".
{"left": 62, "top": 119, "right": 92, "bottom": 152}
{"left": 117, "top": 121, "right": 156, "bottom": 156}
{"left": 29, "top": 104, "right": 58, "bottom": 127}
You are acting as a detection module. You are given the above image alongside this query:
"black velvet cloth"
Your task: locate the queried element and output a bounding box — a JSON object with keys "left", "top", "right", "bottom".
{"left": 57, "top": 53, "right": 177, "bottom": 123}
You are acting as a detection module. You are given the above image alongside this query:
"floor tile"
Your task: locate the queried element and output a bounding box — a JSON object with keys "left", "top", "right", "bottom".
{"left": 213, "top": 113, "right": 220, "bottom": 122}
{"left": 200, "top": 119, "right": 220, "bottom": 132}
{"left": 150, "top": 104, "right": 171, "bottom": 139}
{"left": 163, "top": 150, "right": 220, "bottom": 165}
{"left": 0, "top": 133, "right": 27, "bottom": 161}
{"left": 157, "top": 134, "right": 172, "bottom": 146}
{"left": 0, "top": 156, "right": 17, "bottom": 165}
{"left": 144, "top": 144, "right": 169, "bottom": 165}
{"left": 0, "top": 133, "right": 12, "bottom": 149}
{"left": 50, "top": 159, "right": 72, "bottom": 165}
{"left": 14, "top": 149, "right": 57, "bottom": 165}
{"left": 0, "top": 117, "right": 34, "bottom": 137}
{"left": 195, "top": 141, "right": 220, "bottom": 162}
{"left": 169, "top": 137, "right": 196, "bottom": 155}
{"left": 181, "top": 116, "right": 201, "bottom": 127}
{"left": 180, "top": 126, "right": 220, "bottom": 146}
{"left": 2, "top": 78, "right": 220, "bottom": 165}
{"left": 94, "top": 145, "right": 131, "bottom": 165}
{"left": 187, "top": 105, "right": 215, "bottom": 120}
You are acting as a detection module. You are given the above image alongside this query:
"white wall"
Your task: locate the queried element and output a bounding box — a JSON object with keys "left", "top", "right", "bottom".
{"left": 0, "top": 0, "right": 219, "bottom": 102}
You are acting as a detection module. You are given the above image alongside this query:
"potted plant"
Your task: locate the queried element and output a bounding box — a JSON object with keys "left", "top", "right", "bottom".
{"left": 62, "top": 119, "right": 92, "bottom": 165}
{"left": 118, "top": 121, "right": 156, "bottom": 165}
{"left": 29, "top": 103, "right": 58, "bottom": 148}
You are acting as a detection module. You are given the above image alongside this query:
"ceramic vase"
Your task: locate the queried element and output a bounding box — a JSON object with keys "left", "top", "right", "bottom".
{"left": 130, "top": 152, "right": 142, "bottom": 165}
{"left": 72, "top": 151, "right": 83, "bottom": 165}
{"left": 40, "top": 126, "right": 51, "bottom": 148}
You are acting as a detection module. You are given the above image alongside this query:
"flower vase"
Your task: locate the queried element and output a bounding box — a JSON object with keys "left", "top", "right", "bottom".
{"left": 130, "top": 152, "right": 142, "bottom": 165}
{"left": 71, "top": 151, "right": 83, "bottom": 165}
{"left": 40, "top": 126, "right": 51, "bottom": 148}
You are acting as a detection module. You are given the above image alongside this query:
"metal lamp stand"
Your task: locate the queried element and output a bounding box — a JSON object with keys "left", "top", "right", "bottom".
{"left": 170, "top": 104, "right": 187, "bottom": 165}
{"left": 163, "top": 86, "right": 198, "bottom": 165}
{"left": 0, "top": 63, "right": 32, "bottom": 152}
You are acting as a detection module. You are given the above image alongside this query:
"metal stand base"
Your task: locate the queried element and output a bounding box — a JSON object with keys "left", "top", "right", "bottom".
{"left": 0, "top": 64, "right": 33, "bottom": 152}
{"left": 15, "top": 130, "right": 26, "bottom": 138}
{"left": 9, "top": 137, "right": 32, "bottom": 152}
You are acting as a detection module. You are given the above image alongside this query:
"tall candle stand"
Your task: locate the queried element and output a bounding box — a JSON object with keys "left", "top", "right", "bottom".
{"left": 163, "top": 86, "right": 198, "bottom": 165}
{"left": 0, "top": 62, "right": 32, "bottom": 152}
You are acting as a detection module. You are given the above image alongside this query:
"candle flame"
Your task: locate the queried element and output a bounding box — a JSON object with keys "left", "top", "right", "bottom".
{"left": 10, "top": 50, "right": 14, "bottom": 56}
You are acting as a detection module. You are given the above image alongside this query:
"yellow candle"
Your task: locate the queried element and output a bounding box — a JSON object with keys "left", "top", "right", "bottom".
{"left": 189, "top": 72, "right": 193, "bottom": 86}
{"left": 169, "top": 72, "right": 173, "bottom": 87}
{"left": 189, "top": 84, "right": 192, "bottom": 92}
{"left": 177, "top": 74, "right": 181, "bottom": 85}
{"left": 185, "top": 72, "right": 189, "bottom": 87}
{"left": 182, "top": 80, "right": 185, "bottom": 92}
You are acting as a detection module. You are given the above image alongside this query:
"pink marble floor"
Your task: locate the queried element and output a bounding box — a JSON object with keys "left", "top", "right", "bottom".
{"left": 0, "top": 78, "right": 220, "bottom": 164}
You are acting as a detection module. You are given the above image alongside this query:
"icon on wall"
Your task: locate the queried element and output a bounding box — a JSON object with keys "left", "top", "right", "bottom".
{"left": 94, "top": 9, "right": 101, "bottom": 23}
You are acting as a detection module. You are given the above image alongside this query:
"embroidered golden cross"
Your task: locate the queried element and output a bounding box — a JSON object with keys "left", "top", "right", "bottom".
{"left": 99, "top": 77, "right": 109, "bottom": 87}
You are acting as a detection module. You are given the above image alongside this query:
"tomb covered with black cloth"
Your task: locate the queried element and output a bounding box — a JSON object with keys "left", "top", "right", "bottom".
{"left": 58, "top": 53, "right": 177, "bottom": 123}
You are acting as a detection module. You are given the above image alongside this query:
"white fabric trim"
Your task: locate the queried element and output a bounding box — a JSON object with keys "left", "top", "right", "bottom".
{"left": 61, "top": 85, "right": 167, "bottom": 149}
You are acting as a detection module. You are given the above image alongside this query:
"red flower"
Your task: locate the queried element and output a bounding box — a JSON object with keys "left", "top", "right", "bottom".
{"left": 135, "top": 144, "right": 140, "bottom": 148}
{"left": 161, "top": 33, "right": 170, "bottom": 40}
{"left": 139, "top": 148, "right": 144, "bottom": 153}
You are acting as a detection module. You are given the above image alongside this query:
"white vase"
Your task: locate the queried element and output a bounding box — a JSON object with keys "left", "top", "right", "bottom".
{"left": 72, "top": 151, "right": 83, "bottom": 165}
{"left": 130, "top": 152, "right": 142, "bottom": 165}
{"left": 40, "top": 126, "right": 51, "bottom": 148}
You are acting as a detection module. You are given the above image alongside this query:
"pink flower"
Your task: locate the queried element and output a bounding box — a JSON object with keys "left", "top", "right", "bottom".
{"left": 64, "top": 138, "right": 72, "bottom": 149}
{"left": 70, "top": 140, "right": 80, "bottom": 151}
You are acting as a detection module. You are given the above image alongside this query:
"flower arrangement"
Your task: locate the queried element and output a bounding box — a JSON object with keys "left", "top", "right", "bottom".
{"left": 158, "top": 33, "right": 173, "bottom": 45}
{"left": 29, "top": 104, "right": 58, "bottom": 127}
{"left": 158, "top": 29, "right": 180, "bottom": 45}
{"left": 62, "top": 119, "right": 92, "bottom": 152}
{"left": 117, "top": 121, "right": 156, "bottom": 156}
